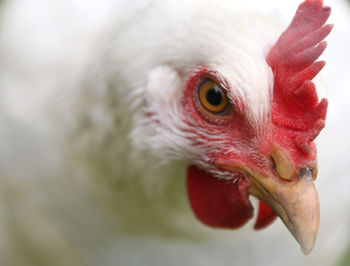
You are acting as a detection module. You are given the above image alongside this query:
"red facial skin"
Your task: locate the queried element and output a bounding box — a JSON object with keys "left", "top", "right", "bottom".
{"left": 183, "top": 0, "right": 332, "bottom": 230}
{"left": 184, "top": 66, "right": 282, "bottom": 229}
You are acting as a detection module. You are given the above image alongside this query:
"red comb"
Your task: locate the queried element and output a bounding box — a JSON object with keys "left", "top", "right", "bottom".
{"left": 267, "top": 0, "right": 332, "bottom": 153}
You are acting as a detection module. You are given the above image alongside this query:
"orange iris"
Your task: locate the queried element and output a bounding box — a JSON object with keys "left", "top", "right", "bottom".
{"left": 199, "top": 79, "right": 229, "bottom": 113}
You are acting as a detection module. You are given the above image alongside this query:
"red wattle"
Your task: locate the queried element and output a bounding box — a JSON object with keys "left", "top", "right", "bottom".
{"left": 186, "top": 165, "right": 253, "bottom": 229}
{"left": 254, "top": 200, "right": 278, "bottom": 230}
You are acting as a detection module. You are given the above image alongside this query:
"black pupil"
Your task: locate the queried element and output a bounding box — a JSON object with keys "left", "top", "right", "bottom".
{"left": 206, "top": 88, "right": 223, "bottom": 106}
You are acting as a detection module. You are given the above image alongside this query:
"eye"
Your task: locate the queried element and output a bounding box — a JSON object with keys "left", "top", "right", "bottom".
{"left": 198, "top": 79, "right": 230, "bottom": 113}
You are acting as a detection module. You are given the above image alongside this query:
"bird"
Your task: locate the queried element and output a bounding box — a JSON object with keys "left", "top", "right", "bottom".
{"left": 0, "top": 0, "right": 349, "bottom": 266}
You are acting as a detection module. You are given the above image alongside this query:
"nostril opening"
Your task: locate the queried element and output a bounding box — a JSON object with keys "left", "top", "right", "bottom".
{"left": 269, "top": 155, "right": 276, "bottom": 171}
{"left": 298, "top": 167, "right": 313, "bottom": 179}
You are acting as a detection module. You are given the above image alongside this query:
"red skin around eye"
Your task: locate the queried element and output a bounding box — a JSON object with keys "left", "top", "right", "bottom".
{"left": 183, "top": 66, "right": 245, "bottom": 125}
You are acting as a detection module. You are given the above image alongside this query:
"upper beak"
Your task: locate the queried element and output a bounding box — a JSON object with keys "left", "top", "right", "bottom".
{"left": 217, "top": 153, "right": 319, "bottom": 255}
{"left": 249, "top": 168, "right": 319, "bottom": 255}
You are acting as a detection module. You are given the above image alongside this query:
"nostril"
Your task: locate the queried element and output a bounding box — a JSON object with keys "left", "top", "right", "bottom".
{"left": 298, "top": 167, "right": 313, "bottom": 179}
{"left": 269, "top": 155, "right": 276, "bottom": 171}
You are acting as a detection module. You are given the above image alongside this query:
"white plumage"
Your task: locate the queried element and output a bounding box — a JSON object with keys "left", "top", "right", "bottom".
{"left": 0, "top": 0, "right": 349, "bottom": 265}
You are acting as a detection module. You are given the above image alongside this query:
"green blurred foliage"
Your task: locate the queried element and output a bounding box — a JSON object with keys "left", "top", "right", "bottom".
{"left": 339, "top": 246, "right": 350, "bottom": 266}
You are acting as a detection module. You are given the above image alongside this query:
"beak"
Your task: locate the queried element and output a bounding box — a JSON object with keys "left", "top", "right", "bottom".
{"left": 216, "top": 156, "right": 320, "bottom": 255}
{"left": 249, "top": 168, "right": 319, "bottom": 255}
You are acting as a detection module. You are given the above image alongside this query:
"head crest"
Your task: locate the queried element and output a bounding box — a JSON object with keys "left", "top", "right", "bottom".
{"left": 267, "top": 0, "right": 332, "bottom": 153}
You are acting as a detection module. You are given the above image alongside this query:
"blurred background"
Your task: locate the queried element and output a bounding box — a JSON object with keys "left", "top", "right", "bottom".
{"left": 0, "top": 0, "right": 349, "bottom": 266}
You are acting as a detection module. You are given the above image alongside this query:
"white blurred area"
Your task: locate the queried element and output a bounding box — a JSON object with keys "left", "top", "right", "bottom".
{"left": 0, "top": 0, "right": 349, "bottom": 266}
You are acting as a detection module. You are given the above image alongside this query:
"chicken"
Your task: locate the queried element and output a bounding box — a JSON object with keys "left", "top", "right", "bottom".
{"left": 0, "top": 0, "right": 349, "bottom": 266}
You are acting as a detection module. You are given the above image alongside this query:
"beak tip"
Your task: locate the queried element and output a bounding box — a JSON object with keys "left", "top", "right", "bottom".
{"left": 298, "top": 234, "right": 317, "bottom": 255}
{"left": 300, "top": 243, "right": 314, "bottom": 255}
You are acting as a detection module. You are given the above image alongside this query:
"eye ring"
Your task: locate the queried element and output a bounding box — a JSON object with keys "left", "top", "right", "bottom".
{"left": 198, "top": 78, "right": 230, "bottom": 114}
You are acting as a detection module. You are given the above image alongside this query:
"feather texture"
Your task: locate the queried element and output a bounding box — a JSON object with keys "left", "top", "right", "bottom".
{"left": 0, "top": 0, "right": 349, "bottom": 265}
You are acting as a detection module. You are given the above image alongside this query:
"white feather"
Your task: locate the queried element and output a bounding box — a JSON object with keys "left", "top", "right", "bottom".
{"left": 0, "top": 0, "right": 349, "bottom": 266}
